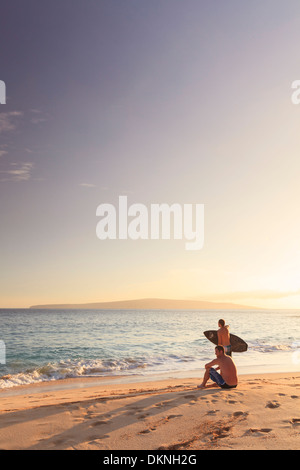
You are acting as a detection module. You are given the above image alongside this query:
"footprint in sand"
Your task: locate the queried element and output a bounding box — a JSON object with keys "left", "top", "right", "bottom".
{"left": 233, "top": 411, "right": 248, "bottom": 418}
{"left": 266, "top": 401, "right": 280, "bottom": 409}
{"left": 166, "top": 414, "right": 182, "bottom": 420}
{"left": 206, "top": 409, "right": 219, "bottom": 415}
{"left": 248, "top": 428, "right": 272, "bottom": 434}
{"left": 291, "top": 418, "right": 300, "bottom": 426}
{"left": 90, "top": 420, "right": 109, "bottom": 427}
{"left": 139, "top": 414, "right": 182, "bottom": 434}
{"left": 139, "top": 427, "right": 156, "bottom": 434}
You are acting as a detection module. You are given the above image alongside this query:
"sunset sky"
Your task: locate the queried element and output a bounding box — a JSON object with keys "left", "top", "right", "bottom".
{"left": 1, "top": 1, "right": 300, "bottom": 308}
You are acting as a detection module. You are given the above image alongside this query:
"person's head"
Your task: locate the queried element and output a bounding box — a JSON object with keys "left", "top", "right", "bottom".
{"left": 218, "top": 319, "right": 225, "bottom": 328}
{"left": 215, "top": 345, "right": 225, "bottom": 357}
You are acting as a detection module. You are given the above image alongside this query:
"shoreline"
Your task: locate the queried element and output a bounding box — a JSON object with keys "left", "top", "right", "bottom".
{"left": 0, "top": 371, "right": 299, "bottom": 449}
{"left": 0, "top": 369, "right": 298, "bottom": 397}
{"left": 1, "top": 360, "right": 299, "bottom": 394}
{"left": 0, "top": 370, "right": 298, "bottom": 402}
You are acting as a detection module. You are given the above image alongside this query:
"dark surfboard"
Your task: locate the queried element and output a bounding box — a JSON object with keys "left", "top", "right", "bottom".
{"left": 203, "top": 330, "right": 248, "bottom": 352}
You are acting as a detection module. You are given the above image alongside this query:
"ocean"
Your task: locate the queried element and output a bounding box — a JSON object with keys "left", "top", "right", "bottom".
{"left": 0, "top": 308, "right": 299, "bottom": 389}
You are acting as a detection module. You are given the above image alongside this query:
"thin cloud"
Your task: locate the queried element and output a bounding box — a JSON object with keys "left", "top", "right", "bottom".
{"left": 30, "top": 117, "right": 47, "bottom": 125}
{"left": 0, "top": 111, "right": 23, "bottom": 133}
{"left": 0, "top": 162, "right": 34, "bottom": 182}
{"left": 79, "top": 183, "right": 97, "bottom": 188}
{"left": 29, "top": 108, "right": 48, "bottom": 125}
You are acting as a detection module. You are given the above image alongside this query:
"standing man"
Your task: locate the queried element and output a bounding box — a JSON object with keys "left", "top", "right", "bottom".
{"left": 217, "top": 319, "right": 232, "bottom": 356}
{"left": 198, "top": 345, "right": 238, "bottom": 389}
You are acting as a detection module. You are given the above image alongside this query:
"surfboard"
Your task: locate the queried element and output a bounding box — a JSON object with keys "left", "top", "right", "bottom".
{"left": 203, "top": 330, "right": 248, "bottom": 352}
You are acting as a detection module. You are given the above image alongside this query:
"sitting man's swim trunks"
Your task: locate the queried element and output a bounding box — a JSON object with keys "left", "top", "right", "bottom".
{"left": 209, "top": 367, "right": 237, "bottom": 389}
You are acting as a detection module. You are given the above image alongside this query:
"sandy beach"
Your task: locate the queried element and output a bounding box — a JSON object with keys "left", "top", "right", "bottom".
{"left": 0, "top": 372, "right": 299, "bottom": 450}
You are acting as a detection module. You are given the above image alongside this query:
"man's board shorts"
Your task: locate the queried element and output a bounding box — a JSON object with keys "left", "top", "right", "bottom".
{"left": 224, "top": 345, "right": 232, "bottom": 357}
{"left": 209, "top": 368, "right": 237, "bottom": 389}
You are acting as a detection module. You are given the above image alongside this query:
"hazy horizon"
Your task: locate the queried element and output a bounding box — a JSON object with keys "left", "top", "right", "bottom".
{"left": 26, "top": 296, "right": 259, "bottom": 310}
{"left": 1, "top": 1, "right": 300, "bottom": 309}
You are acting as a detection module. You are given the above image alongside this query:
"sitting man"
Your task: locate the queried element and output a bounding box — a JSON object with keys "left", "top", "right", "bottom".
{"left": 198, "top": 345, "right": 238, "bottom": 389}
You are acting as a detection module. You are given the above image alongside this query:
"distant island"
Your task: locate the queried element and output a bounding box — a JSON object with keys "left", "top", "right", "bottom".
{"left": 30, "top": 298, "right": 259, "bottom": 310}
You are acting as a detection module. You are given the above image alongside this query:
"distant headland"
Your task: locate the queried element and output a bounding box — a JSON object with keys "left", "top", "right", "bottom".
{"left": 29, "top": 298, "right": 259, "bottom": 310}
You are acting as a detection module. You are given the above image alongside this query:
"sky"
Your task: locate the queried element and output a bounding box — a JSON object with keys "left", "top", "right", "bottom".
{"left": 1, "top": 0, "right": 300, "bottom": 308}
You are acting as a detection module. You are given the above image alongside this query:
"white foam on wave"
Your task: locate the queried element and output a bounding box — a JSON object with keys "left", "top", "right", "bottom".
{"left": 1, "top": 342, "right": 295, "bottom": 389}
{"left": 0, "top": 358, "right": 146, "bottom": 389}
{"left": 248, "top": 342, "right": 293, "bottom": 353}
{"left": 0, "top": 354, "right": 198, "bottom": 389}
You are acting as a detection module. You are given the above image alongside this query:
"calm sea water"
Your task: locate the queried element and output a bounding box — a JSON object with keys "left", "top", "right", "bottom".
{"left": 0, "top": 309, "right": 299, "bottom": 389}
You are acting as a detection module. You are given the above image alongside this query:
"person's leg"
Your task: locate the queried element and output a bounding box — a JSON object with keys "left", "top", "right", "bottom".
{"left": 208, "top": 368, "right": 226, "bottom": 387}
{"left": 197, "top": 367, "right": 210, "bottom": 388}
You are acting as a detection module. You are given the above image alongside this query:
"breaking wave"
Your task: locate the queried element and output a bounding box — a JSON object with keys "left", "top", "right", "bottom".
{"left": 0, "top": 354, "right": 196, "bottom": 389}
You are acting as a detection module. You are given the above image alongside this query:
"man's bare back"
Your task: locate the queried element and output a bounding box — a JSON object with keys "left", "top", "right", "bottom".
{"left": 217, "top": 325, "right": 230, "bottom": 347}
{"left": 214, "top": 354, "right": 237, "bottom": 386}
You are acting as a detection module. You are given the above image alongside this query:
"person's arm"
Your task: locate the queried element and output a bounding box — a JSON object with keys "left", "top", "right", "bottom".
{"left": 217, "top": 330, "right": 221, "bottom": 345}
{"left": 205, "top": 358, "right": 218, "bottom": 369}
